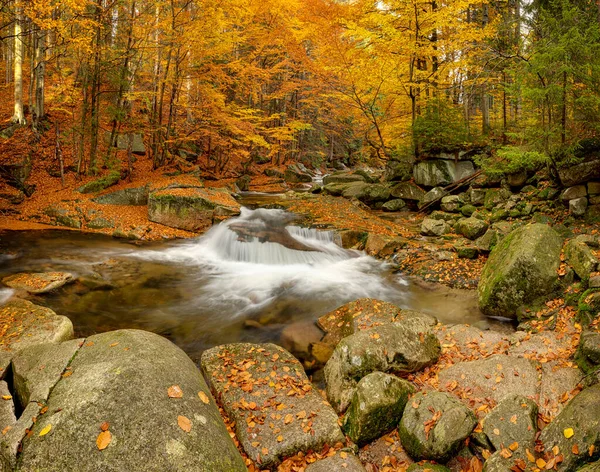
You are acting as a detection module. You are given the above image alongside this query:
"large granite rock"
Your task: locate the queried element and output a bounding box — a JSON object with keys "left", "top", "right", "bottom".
{"left": 77, "top": 171, "right": 121, "bottom": 194}
{"left": 421, "top": 218, "right": 450, "bottom": 236}
{"left": 106, "top": 132, "right": 146, "bottom": 155}
{"left": 2, "top": 272, "right": 74, "bottom": 294}
{"left": 384, "top": 160, "right": 413, "bottom": 182}
{"left": 93, "top": 186, "right": 149, "bottom": 205}
{"left": 324, "top": 322, "right": 440, "bottom": 413}
{"left": 342, "top": 372, "right": 415, "bottom": 446}
{"left": 540, "top": 384, "right": 600, "bottom": 471}
{"left": 391, "top": 182, "right": 426, "bottom": 202}
{"left": 478, "top": 224, "right": 563, "bottom": 319}
{"left": 322, "top": 173, "right": 365, "bottom": 185}
{"left": 398, "top": 391, "right": 476, "bottom": 462}
{"left": 148, "top": 187, "right": 240, "bottom": 231}
{"left": 201, "top": 343, "right": 344, "bottom": 469}
{"left": 455, "top": 217, "right": 489, "bottom": 240}
{"left": 482, "top": 394, "right": 538, "bottom": 450}
{"left": 13, "top": 330, "right": 245, "bottom": 472}
{"left": 414, "top": 160, "right": 475, "bottom": 187}
{"left": 558, "top": 159, "right": 600, "bottom": 186}
{"left": 565, "top": 238, "right": 599, "bottom": 281}
{"left": 284, "top": 165, "right": 312, "bottom": 183}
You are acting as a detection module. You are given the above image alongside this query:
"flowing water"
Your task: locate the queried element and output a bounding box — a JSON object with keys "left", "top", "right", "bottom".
{"left": 0, "top": 205, "right": 494, "bottom": 362}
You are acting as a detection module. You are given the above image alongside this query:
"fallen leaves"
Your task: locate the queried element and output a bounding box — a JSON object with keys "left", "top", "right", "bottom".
{"left": 96, "top": 431, "right": 112, "bottom": 450}
{"left": 1, "top": 395, "right": 12, "bottom": 400}
{"left": 168, "top": 385, "right": 183, "bottom": 398}
{"left": 178, "top": 415, "right": 192, "bottom": 433}
{"left": 39, "top": 424, "right": 52, "bottom": 437}
{"left": 198, "top": 391, "right": 210, "bottom": 404}
{"left": 563, "top": 427, "right": 574, "bottom": 439}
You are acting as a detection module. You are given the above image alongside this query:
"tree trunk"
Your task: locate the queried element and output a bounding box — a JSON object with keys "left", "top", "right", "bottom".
{"left": 12, "top": 0, "right": 26, "bottom": 125}
{"left": 34, "top": 27, "right": 46, "bottom": 128}
{"left": 561, "top": 70, "right": 567, "bottom": 145}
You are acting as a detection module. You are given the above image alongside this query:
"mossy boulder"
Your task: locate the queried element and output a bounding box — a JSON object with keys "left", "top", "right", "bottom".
{"left": 342, "top": 372, "right": 415, "bottom": 446}
{"left": 565, "top": 238, "right": 599, "bottom": 281}
{"left": 398, "top": 391, "right": 476, "bottom": 462}
{"left": 482, "top": 394, "right": 538, "bottom": 451}
{"left": 407, "top": 464, "right": 451, "bottom": 472}
{"left": 455, "top": 217, "right": 489, "bottom": 240}
{"left": 306, "top": 453, "right": 366, "bottom": 471}
{"left": 77, "top": 171, "right": 121, "bottom": 194}
{"left": 93, "top": 186, "right": 149, "bottom": 206}
{"left": 391, "top": 182, "right": 426, "bottom": 201}
{"left": 478, "top": 224, "right": 563, "bottom": 320}
{"left": 322, "top": 173, "right": 365, "bottom": 185}
{"left": 382, "top": 198, "right": 407, "bottom": 212}
{"left": 421, "top": 218, "right": 450, "bottom": 237}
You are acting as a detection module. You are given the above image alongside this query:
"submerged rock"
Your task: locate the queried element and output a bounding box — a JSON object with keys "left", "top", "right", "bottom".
{"left": 478, "top": 223, "right": 563, "bottom": 319}
{"left": 324, "top": 322, "right": 440, "bottom": 413}
{"left": 398, "top": 391, "right": 476, "bottom": 462}
{"left": 343, "top": 372, "right": 415, "bottom": 446}
{"left": 2, "top": 272, "right": 74, "bottom": 294}
{"left": 201, "top": 343, "right": 343, "bottom": 469}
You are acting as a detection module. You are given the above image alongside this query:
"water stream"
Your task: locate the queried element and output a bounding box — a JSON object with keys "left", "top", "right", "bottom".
{"left": 0, "top": 205, "right": 494, "bottom": 362}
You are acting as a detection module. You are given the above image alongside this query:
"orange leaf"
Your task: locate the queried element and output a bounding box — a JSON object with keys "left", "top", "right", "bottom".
{"left": 198, "top": 391, "right": 210, "bottom": 404}
{"left": 178, "top": 415, "right": 192, "bottom": 433}
{"left": 96, "top": 431, "right": 111, "bottom": 450}
{"left": 168, "top": 385, "right": 183, "bottom": 398}
{"left": 100, "top": 422, "right": 110, "bottom": 432}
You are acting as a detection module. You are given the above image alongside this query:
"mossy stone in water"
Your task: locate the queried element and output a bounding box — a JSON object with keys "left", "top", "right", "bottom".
{"left": 342, "top": 372, "right": 415, "bottom": 446}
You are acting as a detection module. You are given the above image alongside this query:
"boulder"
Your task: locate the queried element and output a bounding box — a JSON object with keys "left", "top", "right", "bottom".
{"left": 87, "top": 217, "right": 115, "bottom": 230}
{"left": 570, "top": 197, "right": 589, "bottom": 216}
{"left": 484, "top": 189, "right": 510, "bottom": 210}
{"left": 398, "top": 391, "right": 476, "bottom": 462}
{"left": 470, "top": 188, "right": 486, "bottom": 206}
{"left": 43, "top": 205, "right": 82, "bottom": 229}
{"left": 339, "top": 230, "right": 368, "bottom": 249}
{"left": 148, "top": 187, "right": 240, "bottom": 232}
{"left": 342, "top": 372, "right": 415, "bottom": 446}
{"left": 14, "top": 330, "right": 246, "bottom": 472}
{"left": 352, "top": 184, "right": 392, "bottom": 206}
{"left": 438, "top": 355, "right": 539, "bottom": 404}
{"left": 418, "top": 187, "right": 448, "bottom": 209}
{"left": 235, "top": 174, "right": 251, "bottom": 191}
{"left": 421, "top": 218, "right": 450, "bottom": 237}
{"left": 384, "top": 160, "right": 413, "bottom": 182}
{"left": 106, "top": 133, "right": 146, "bottom": 155}
{"left": 589, "top": 182, "right": 600, "bottom": 195}
{"left": 558, "top": 159, "right": 600, "bottom": 187}
{"left": 578, "top": 331, "right": 600, "bottom": 365}
{"left": 440, "top": 195, "right": 462, "bottom": 213}
{"left": 382, "top": 199, "right": 407, "bottom": 212}
{"left": 306, "top": 452, "right": 366, "bottom": 472}
{"left": 364, "top": 234, "right": 408, "bottom": 258}
{"left": 2, "top": 272, "right": 74, "bottom": 294}
{"left": 284, "top": 165, "right": 312, "bottom": 183}
{"left": 478, "top": 224, "right": 563, "bottom": 319}
{"left": 507, "top": 170, "right": 528, "bottom": 188}
{"left": 324, "top": 322, "right": 440, "bottom": 413}
{"left": 561, "top": 185, "right": 588, "bottom": 202}
{"left": 92, "top": 186, "right": 149, "bottom": 205}
{"left": 391, "top": 182, "right": 426, "bottom": 201}
{"left": 77, "top": 171, "right": 121, "bottom": 194}
{"left": 202, "top": 343, "right": 344, "bottom": 469}
{"left": 461, "top": 204, "right": 476, "bottom": 217}
{"left": 475, "top": 229, "right": 498, "bottom": 253}
{"left": 414, "top": 160, "right": 475, "bottom": 187}
{"left": 455, "top": 245, "right": 478, "bottom": 259}
{"left": 322, "top": 173, "right": 365, "bottom": 185}
{"left": 482, "top": 394, "right": 538, "bottom": 450}
{"left": 408, "top": 464, "right": 451, "bottom": 472}
{"left": 539, "top": 384, "right": 600, "bottom": 471}
{"left": 456, "top": 218, "right": 489, "bottom": 240}
{"left": 565, "top": 238, "right": 599, "bottom": 281}
{"left": 0, "top": 381, "right": 16, "bottom": 435}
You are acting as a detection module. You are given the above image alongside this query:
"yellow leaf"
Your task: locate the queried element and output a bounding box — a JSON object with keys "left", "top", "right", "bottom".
{"left": 96, "top": 430, "right": 111, "bottom": 450}
{"left": 178, "top": 415, "right": 192, "bottom": 432}
{"left": 564, "top": 428, "right": 574, "bottom": 439}
{"left": 168, "top": 385, "right": 183, "bottom": 399}
{"left": 1, "top": 395, "right": 11, "bottom": 400}
{"left": 39, "top": 424, "right": 52, "bottom": 436}
{"left": 526, "top": 449, "right": 536, "bottom": 463}
{"left": 536, "top": 458, "right": 547, "bottom": 468}
{"left": 198, "top": 391, "right": 210, "bottom": 404}
{"left": 509, "top": 442, "right": 519, "bottom": 451}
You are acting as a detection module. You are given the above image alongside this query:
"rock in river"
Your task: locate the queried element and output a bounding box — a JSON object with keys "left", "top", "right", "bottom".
{"left": 324, "top": 322, "right": 440, "bottom": 414}
{"left": 478, "top": 223, "right": 563, "bottom": 320}
{"left": 201, "top": 343, "right": 344, "bottom": 469}
{"left": 2, "top": 272, "right": 74, "bottom": 294}
{"left": 12, "top": 330, "right": 245, "bottom": 472}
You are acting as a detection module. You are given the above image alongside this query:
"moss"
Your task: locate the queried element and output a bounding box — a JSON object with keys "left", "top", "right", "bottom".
{"left": 77, "top": 171, "right": 121, "bottom": 194}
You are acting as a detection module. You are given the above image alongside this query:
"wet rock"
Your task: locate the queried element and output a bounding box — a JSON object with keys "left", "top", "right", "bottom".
{"left": 93, "top": 185, "right": 149, "bottom": 205}
{"left": 365, "top": 234, "right": 408, "bottom": 257}
{"left": 284, "top": 165, "right": 313, "bottom": 183}
{"left": 478, "top": 224, "right": 563, "bottom": 319}
{"left": 322, "top": 173, "right": 365, "bottom": 185}
{"left": 342, "top": 372, "right": 415, "bottom": 446}
{"left": 339, "top": 230, "right": 368, "bottom": 249}
{"left": 570, "top": 197, "right": 589, "bottom": 216}
{"left": 306, "top": 453, "right": 366, "bottom": 472}
{"left": 421, "top": 218, "right": 450, "bottom": 237}
{"left": 280, "top": 320, "right": 324, "bottom": 364}
{"left": 382, "top": 198, "right": 407, "bottom": 212}
{"left": 391, "top": 182, "right": 426, "bottom": 201}
{"left": 148, "top": 187, "right": 240, "bottom": 231}
{"left": 2, "top": 272, "right": 74, "bottom": 294}
{"left": 235, "top": 174, "right": 251, "bottom": 191}
{"left": 438, "top": 355, "right": 539, "bottom": 404}
{"left": 455, "top": 217, "right": 489, "bottom": 240}
{"left": 324, "top": 322, "right": 440, "bottom": 413}
{"left": 77, "top": 170, "right": 121, "bottom": 194}
{"left": 565, "top": 238, "right": 599, "bottom": 281}
{"left": 398, "top": 391, "right": 476, "bottom": 462}
{"left": 482, "top": 394, "right": 538, "bottom": 450}
{"left": 539, "top": 384, "right": 600, "bottom": 471}
{"left": 202, "top": 343, "right": 343, "bottom": 469}
{"left": 13, "top": 330, "right": 245, "bottom": 472}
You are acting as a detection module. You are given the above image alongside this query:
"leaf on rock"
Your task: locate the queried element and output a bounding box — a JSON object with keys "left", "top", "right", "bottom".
{"left": 100, "top": 422, "right": 110, "bottom": 432}
{"left": 39, "top": 424, "right": 52, "bottom": 437}
{"left": 96, "top": 430, "right": 111, "bottom": 450}
{"left": 1, "top": 395, "right": 12, "bottom": 400}
{"left": 178, "top": 415, "right": 192, "bottom": 432}
{"left": 198, "top": 391, "right": 210, "bottom": 404}
{"left": 563, "top": 428, "right": 574, "bottom": 439}
{"left": 168, "top": 385, "right": 183, "bottom": 398}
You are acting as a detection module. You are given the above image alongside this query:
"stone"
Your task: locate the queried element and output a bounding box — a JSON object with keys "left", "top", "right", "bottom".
{"left": 456, "top": 245, "right": 478, "bottom": 259}
{"left": 578, "top": 463, "right": 600, "bottom": 472}
{"left": 461, "top": 204, "right": 476, "bottom": 217}
{"left": 591, "top": 276, "right": 600, "bottom": 288}
{"left": 14, "top": 330, "right": 246, "bottom": 472}
{"left": 470, "top": 188, "right": 486, "bottom": 206}
{"left": 382, "top": 199, "right": 407, "bottom": 212}
{"left": 440, "top": 195, "right": 462, "bottom": 213}
{"left": 562, "top": 185, "right": 588, "bottom": 202}
{"left": 43, "top": 205, "right": 82, "bottom": 229}
{"left": 578, "top": 331, "right": 600, "bottom": 365}
{"left": 365, "top": 234, "right": 408, "bottom": 258}
{"left": 342, "top": 372, "right": 415, "bottom": 446}
{"left": 280, "top": 320, "right": 324, "bottom": 363}
{"left": 475, "top": 229, "right": 498, "bottom": 253}
{"left": 92, "top": 186, "right": 149, "bottom": 205}
{"left": 455, "top": 217, "right": 489, "bottom": 240}
{"left": 407, "top": 464, "right": 451, "bottom": 472}
{"left": 558, "top": 159, "right": 600, "bottom": 186}
{"left": 490, "top": 209, "right": 509, "bottom": 223}
{"left": 148, "top": 187, "right": 240, "bottom": 231}
{"left": 421, "top": 218, "right": 450, "bottom": 237}
{"left": 570, "top": 197, "right": 588, "bottom": 216}
{"left": 202, "top": 343, "right": 343, "bottom": 469}
{"left": 0, "top": 381, "right": 16, "bottom": 435}
{"left": 564, "top": 238, "right": 599, "bottom": 281}
{"left": 419, "top": 187, "right": 448, "bottom": 209}
{"left": 77, "top": 170, "right": 121, "bottom": 194}
{"left": 284, "top": 165, "right": 313, "bottom": 183}
{"left": 322, "top": 173, "right": 365, "bottom": 185}
{"left": 414, "top": 160, "right": 475, "bottom": 187}
{"left": 589, "top": 182, "right": 600, "bottom": 196}
{"left": 352, "top": 184, "right": 392, "bottom": 206}
{"left": 2, "top": 272, "right": 74, "bottom": 294}
{"left": 384, "top": 160, "right": 413, "bottom": 182}
{"left": 438, "top": 355, "right": 539, "bottom": 404}
{"left": 539, "top": 384, "right": 600, "bottom": 471}
{"left": 482, "top": 394, "right": 538, "bottom": 450}
{"left": 264, "top": 168, "right": 284, "bottom": 178}
{"left": 339, "top": 230, "right": 368, "bottom": 249}
{"left": 478, "top": 224, "right": 563, "bottom": 319}
{"left": 507, "top": 170, "right": 528, "bottom": 188}
{"left": 398, "top": 391, "right": 476, "bottom": 462}
{"left": 87, "top": 217, "right": 115, "bottom": 230}
{"left": 235, "top": 174, "right": 251, "bottom": 191}
{"left": 391, "top": 182, "right": 426, "bottom": 201}
{"left": 106, "top": 132, "right": 146, "bottom": 154}
{"left": 429, "top": 211, "right": 458, "bottom": 223}
{"left": 324, "top": 322, "right": 440, "bottom": 413}
{"left": 485, "top": 188, "right": 511, "bottom": 210}
{"left": 306, "top": 453, "right": 366, "bottom": 472}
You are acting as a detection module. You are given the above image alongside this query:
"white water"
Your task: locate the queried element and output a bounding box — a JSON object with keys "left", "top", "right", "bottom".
{"left": 0, "top": 288, "right": 14, "bottom": 305}
{"left": 135, "top": 208, "right": 405, "bottom": 317}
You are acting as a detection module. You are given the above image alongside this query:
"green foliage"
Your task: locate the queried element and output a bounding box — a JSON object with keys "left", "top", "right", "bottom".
{"left": 412, "top": 98, "right": 470, "bottom": 155}
{"left": 475, "top": 146, "right": 548, "bottom": 179}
